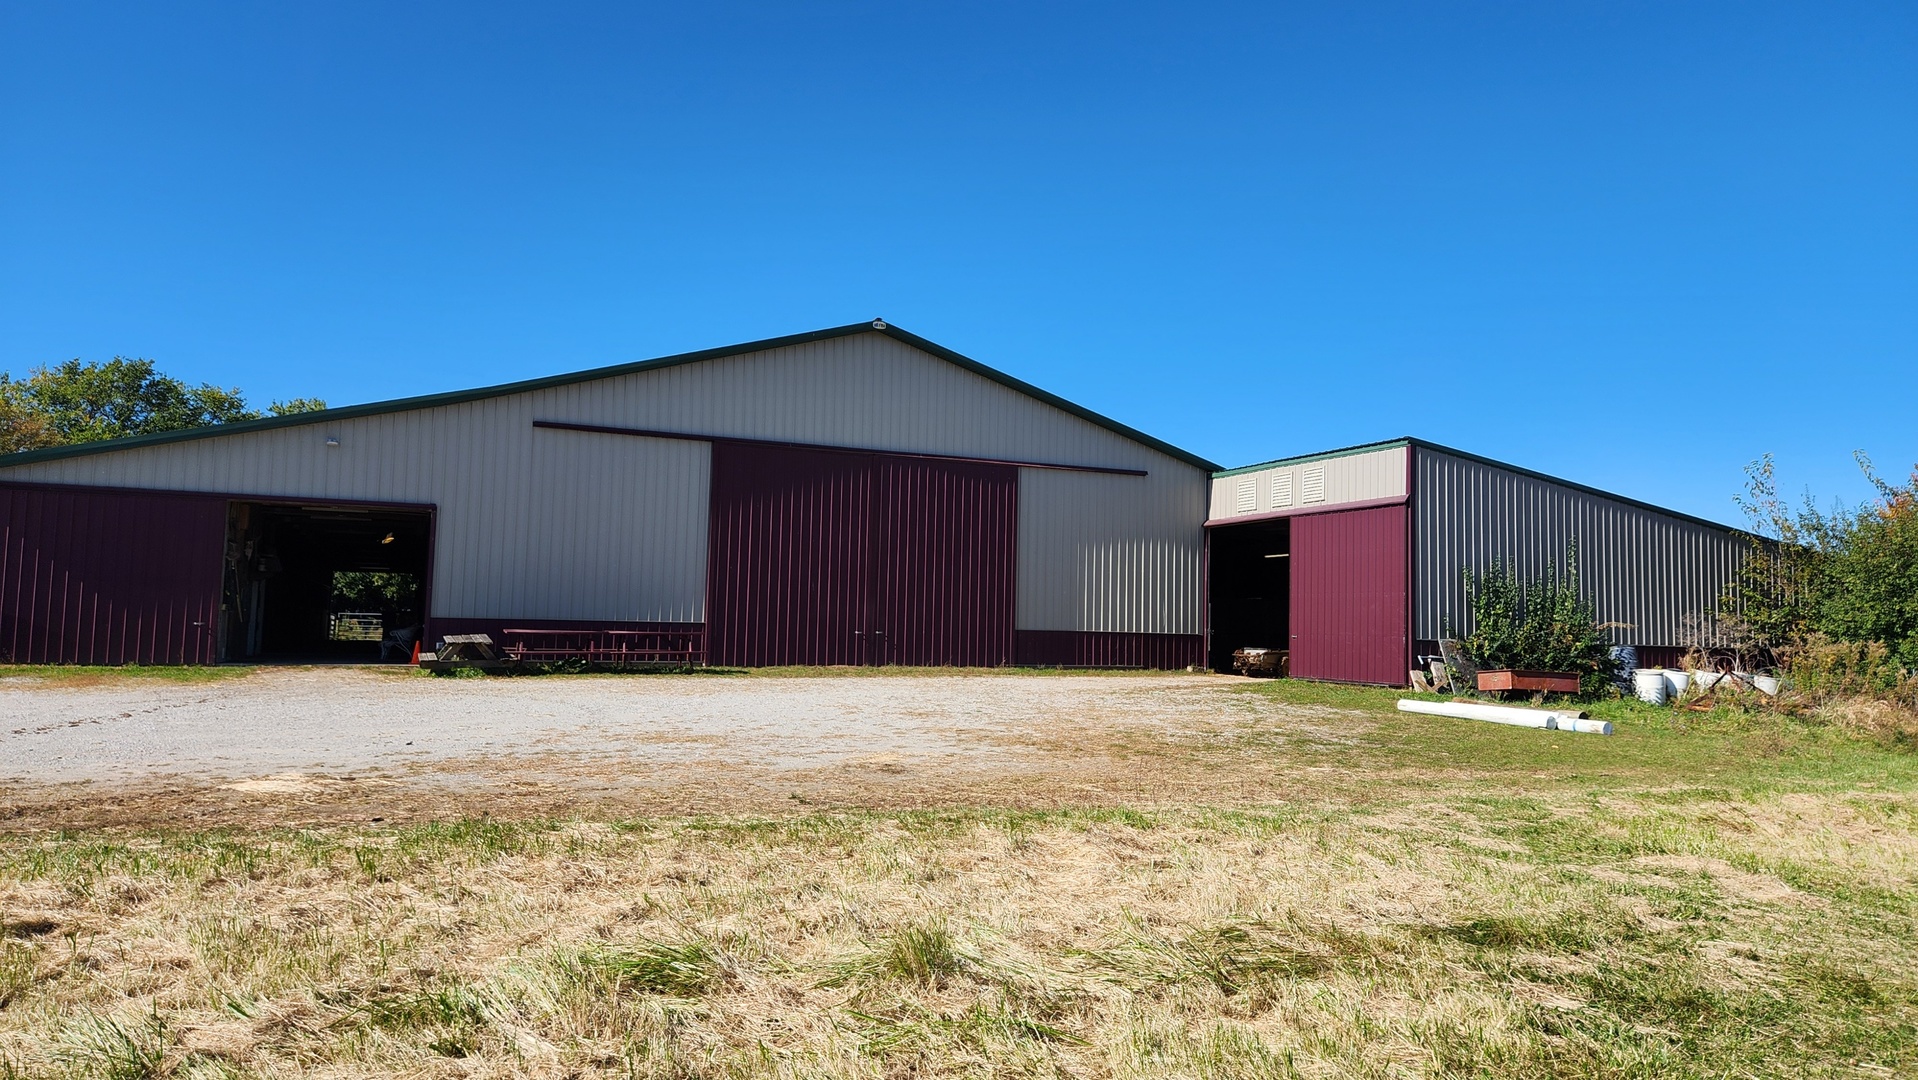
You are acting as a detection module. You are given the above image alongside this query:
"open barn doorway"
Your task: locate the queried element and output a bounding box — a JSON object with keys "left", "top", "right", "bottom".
{"left": 1207, "top": 517, "right": 1290, "bottom": 673}
{"left": 224, "top": 502, "right": 433, "bottom": 662}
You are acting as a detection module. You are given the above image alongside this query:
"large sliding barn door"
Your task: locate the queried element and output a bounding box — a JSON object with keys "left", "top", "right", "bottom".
{"left": 1288, "top": 504, "right": 1409, "bottom": 685}
{"left": 0, "top": 483, "right": 227, "bottom": 665}
{"left": 706, "top": 443, "right": 1015, "bottom": 667}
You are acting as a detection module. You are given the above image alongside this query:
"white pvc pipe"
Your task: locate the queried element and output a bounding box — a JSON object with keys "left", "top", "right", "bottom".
{"left": 1555, "top": 716, "right": 1614, "bottom": 735}
{"left": 1396, "top": 698, "right": 1558, "bottom": 729}
{"left": 1396, "top": 699, "right": 1615, "bottom": 736}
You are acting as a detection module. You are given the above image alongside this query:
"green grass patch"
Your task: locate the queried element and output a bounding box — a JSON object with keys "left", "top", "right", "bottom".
{"left": 0, "top": 663, "right": 257, "bottom": 685}
{"left": 557, "top": 938, "right": 732, "bottom": 997}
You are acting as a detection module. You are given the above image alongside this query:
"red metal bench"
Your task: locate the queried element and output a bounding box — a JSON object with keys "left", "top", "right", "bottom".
{"left": 498, "top": 628, "right": 705, "bottom": 668}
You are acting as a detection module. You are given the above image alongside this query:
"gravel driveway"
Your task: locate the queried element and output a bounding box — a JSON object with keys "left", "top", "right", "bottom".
{"left": 1, "top": 668, "right": 1287, "bottom": 789}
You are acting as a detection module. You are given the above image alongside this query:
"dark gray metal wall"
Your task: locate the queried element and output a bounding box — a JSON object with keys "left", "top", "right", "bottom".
{"left": 1413, "top": 447, "right": 1746, "bottom": 648}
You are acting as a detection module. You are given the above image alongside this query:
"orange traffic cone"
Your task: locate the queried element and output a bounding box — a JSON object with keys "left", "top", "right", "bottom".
{"left": 411, "top": 640, "right": 421, "bottom": 665}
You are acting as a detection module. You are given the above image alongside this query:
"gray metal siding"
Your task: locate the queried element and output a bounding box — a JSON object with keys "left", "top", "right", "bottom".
{"left": 0, "top": 332, "right": 1205, "bottom": 634}
{"left": 1414, "top": 448, "right": 1745, "bottom": 647}
{"left": 519, "top": 427, "right": 710, "bottom": 622}
{"left": 1018, "top": 467, "right": 1204, "bottom": 634}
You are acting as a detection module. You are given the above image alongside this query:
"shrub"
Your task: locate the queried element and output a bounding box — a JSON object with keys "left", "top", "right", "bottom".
{"left": 1455, "top": 547, "right": 1618, "bottom": 694}
{"left": 1785, "top": 636, "right": 1911, "bottom": 700}
{"left": 1729, "top": 453, "right": 1918, "bottom": 671}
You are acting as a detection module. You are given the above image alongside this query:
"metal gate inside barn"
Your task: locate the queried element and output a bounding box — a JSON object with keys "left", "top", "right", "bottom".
{"left": 1288, "top": 504, "right": 1410, "bottom": 685}
{"left": 705, "top": 442, "right": 1017, "bottom": 667}
{"left": 0, "top": 482, "right": 227, "bottom": 665}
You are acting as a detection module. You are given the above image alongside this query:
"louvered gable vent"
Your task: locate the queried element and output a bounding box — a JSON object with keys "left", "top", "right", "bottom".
{"left": 1236, "top": 477, "right": 1257, "bottom": 513}
{"left": 1301, "top": 466, "right": 1326, "bottom": 504}
{"left": 1271, "top": 472, "right": 1294, "bottom": 508}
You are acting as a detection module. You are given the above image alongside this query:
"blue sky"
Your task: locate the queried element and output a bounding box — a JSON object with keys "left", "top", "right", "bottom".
{"left": 2, "top": 1, "right": 1912, "bottom": 525}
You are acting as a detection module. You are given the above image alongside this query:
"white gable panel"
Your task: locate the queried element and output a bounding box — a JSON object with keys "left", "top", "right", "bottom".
{"left": 1208, "top": 445, "right": 1407, "bottom": 520}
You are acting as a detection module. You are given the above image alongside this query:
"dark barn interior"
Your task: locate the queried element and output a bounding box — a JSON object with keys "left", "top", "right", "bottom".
{"left": 1207, "top": 517, "right": 1290, "bottom": 672}
{"left": 224, "top": 502, "right": 431, "bottom": 662}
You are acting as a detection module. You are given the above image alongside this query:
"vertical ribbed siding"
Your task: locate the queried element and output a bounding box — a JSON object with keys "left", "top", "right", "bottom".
{"left": 1012, "top": 630, "right": 1203, "bottom": 668}
{"left": 1414, "top": 448, "right": 1746, "bottom": 646}
{"left": 1, "top": 331, "right": 1205, "bottom": 637}
{"left": 524, "top": 427, "right": 709, "bottom": 622}
{"left": 0, "top": 483, "right": 225, "bottom": 664}
{"left": 707, "top": 444, "right": 876, "bottom": 666}
{"left": 1289, "top": 505, "right": 1409, "bottom": 684}
{"left": 872, "top": 456, "right": 1017, "bottom": 666}
{"left": 1016, "top": 467, "right": 1204, "bottom": 635}
{"left": 706, "top": 443, "right": 1017, "bottom": 667}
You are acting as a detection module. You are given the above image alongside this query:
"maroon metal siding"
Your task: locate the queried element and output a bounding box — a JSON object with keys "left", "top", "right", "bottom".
{"left": 1289, "top": 504, "right": 1409, "bottom": 685}
{"left": 706, "top": 443, "right": 1016, "bottom": 667}
{"left": 870, "top": 455, "right": 1018, "bottom": 666}
{"left": 0, "top": 482, "right": 226, "bottom": 665}
{"left": 1014, "top": 630, "right": 1203, "bottom": 669}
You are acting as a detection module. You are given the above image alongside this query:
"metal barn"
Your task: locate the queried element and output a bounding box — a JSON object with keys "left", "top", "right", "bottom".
{"left": 0, "top": 323, "right": 1215, "bottom": 668}
{"left": 1205, "top": 439, "right": 1749, "bottom": 684}
{"left": 0, "top": 323, "right": 1752, "bottom": 682}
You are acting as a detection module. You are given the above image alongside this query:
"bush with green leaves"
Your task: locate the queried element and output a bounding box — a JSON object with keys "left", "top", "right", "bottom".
{"left": 1454, "top": 548, "right": 1618, "bottom": 694}
{"left": 1729, "top": 453, "right": 1918, "bottom": 673}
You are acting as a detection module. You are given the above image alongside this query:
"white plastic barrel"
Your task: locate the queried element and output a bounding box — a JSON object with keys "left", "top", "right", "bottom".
{"left": 1664, "top": 670, "right": 1691, "bottom": 696}
{"left": 1753, "top": 675, "right": 1780, "bottom": 696}
{"left": 1633, "top": 669, "right": 1669, "bottom": 704}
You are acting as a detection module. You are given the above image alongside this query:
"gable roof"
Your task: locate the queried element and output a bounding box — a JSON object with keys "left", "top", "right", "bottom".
{"left": 0, "top": 322, "right": 1222, "bottom": 472}
{"left": 1216, "top": 436, "right": 1740, "bottom": 533}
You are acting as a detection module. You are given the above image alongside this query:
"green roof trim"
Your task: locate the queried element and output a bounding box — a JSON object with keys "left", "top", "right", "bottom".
{"left": 1214, "top": 436, "right": 1740, "bottom": 534}
{"left": 0, "top": 321, "right": 1221, "bottom": 473}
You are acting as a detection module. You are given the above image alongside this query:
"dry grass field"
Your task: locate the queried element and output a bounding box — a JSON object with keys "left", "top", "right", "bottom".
{"left": 1, "top": 672, "right": 1914, "bottom": 1078}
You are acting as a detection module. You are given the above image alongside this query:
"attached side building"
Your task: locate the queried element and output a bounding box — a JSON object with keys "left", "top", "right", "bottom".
{"left": 0, "top": 323, "right": 1215, "bottom": 668}
{"left": 1206, "top": 439, "right": 1748, "bottom": 683}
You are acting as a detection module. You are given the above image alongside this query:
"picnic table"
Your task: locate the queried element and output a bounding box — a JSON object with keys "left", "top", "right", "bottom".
{"left": 422, "top": 633, "right": 504, "bottom": 671}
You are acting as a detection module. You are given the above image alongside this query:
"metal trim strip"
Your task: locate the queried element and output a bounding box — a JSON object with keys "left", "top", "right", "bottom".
{"left": 533, "top": 420, "right": 1149, "bottom": 476}
{"left": 0, "top": 478, "right": 437, "bottom": 513}
{"left": 1204, "top": 494, "right": 1409, "bottom": 528}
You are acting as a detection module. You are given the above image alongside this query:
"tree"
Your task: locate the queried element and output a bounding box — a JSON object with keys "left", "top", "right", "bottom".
{"left": 1819, "top": 457, "right": 1918, "bottom": 669}
{"left": 1728, "top": 453, "right": 1918, "bottom": 671}
{"left": 0, "top": 358, "right": 325, "bottom": 454}
{"left": 1726, "top": 453, "right": 1830, "bottom": 650}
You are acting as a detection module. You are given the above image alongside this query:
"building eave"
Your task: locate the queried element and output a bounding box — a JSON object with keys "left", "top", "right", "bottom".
{"left": 0, "top": 321, "right": 1222, "bottom": 473}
